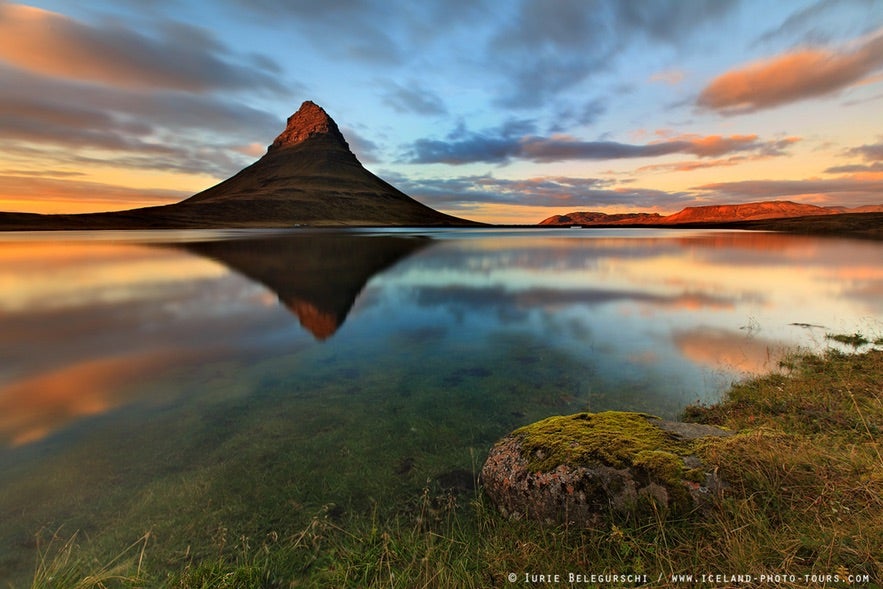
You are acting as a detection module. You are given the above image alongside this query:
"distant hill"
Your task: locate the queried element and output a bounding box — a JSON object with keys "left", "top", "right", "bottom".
{"left": 0, "top": 101, "right": 479, "bottom": 230}
{"left": 540, "top": 201, "right": 883, "bottom": 226}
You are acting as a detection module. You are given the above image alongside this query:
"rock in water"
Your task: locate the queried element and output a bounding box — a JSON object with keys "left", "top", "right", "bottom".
{"left": 480, "top": 411, "right": 730, "bottom": 526}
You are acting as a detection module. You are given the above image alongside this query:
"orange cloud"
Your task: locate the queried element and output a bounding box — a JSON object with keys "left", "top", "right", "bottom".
{"left": 698, "top": 29, "right": 883, "bottom": 113}
{"left": 637, "top": 156, "right": 745, "bottom": 173}
{"left": 0, "top": 3, "right": 283, "bottom": 93}
{"left": 649, "top": 69, "right": 685, "bottom": 85}
{"left": 657, "top": 133, "right": 799, "bottom": 158}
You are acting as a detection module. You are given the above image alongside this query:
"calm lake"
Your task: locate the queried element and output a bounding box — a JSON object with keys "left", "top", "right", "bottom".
{"left": 1, "top": 227, "right": 881, "bottom": 582}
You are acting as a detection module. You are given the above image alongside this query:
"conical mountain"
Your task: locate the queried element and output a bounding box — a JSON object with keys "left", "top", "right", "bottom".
{"left": 174, "top": 100, "right": 475, "bottom": 226}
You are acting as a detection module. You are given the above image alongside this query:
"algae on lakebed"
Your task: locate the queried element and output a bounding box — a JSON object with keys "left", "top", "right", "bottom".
{"left": 512, "top": 411, "right": 694, "bottom": 473}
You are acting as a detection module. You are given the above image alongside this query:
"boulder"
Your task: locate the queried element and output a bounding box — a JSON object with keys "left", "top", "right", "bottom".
{"left": 480, "top": 411, "right": 730, "bottom": 526}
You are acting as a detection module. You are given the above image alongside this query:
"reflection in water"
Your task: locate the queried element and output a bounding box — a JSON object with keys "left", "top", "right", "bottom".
{"left": 0, "top": 351, "right": 183, "bottom": 446}
{"left": 672, "top": 326, "right": 781, "bottom": 373}
{"left": 0, "top": 228, "right": 880, "bottom": 584}
{"left": 174, "top": 232, "right": 430, "bottom": 340}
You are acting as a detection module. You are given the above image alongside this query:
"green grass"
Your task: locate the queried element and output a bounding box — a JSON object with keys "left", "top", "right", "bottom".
{"left": 27, "top": 529, "right": 148, "bottom": 589}
{"left": 17, "top": 346, "right": 883, "bottom": 588}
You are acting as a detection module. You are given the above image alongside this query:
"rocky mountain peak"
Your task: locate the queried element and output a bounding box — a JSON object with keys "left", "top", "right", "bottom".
{"left": 268, "top": 100, "right": 349, "bottom": 152}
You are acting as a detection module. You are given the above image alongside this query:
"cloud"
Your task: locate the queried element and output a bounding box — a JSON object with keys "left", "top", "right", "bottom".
{"left": 0, "top": 2, "right": 286, "bottom": 93}
{"left": 0, "top": 64, "right": 283, "bottom": 178}
{"left": 637, "top": 157, "right": 747, "bottom": 174}
{"left": 846, "top": 139, "right": 883, "bottom": 161}
{"left": 385, "top": 172, "right": 693, "bottom": 212}
{"left": 381, "top": 81, "right": 448, "bottom": 116}
{"left": 698, "top": 28, "right": 883, "bottom": 114}
{"left": 650, "top": 69, "right": 686, "bottom": 85}
{"left": 227, "top": 0, "right": 407, "bottom": 65}
{"left": 340, "top": 127, "right": 383, "bottom": 164}
{"left": 407, "top": 124, "right": 799, "bottom": 165}
{"left": 488, "top": 0, "right": 738, "bottom": 108}
{"left": 823, "top": 138, "right": 883, "bottom": 173}
{"left": 825, "top": 162, "right": 883, "bottom": 173}
{"left": 756, "top": 0, "right": 883, "bottom": 45}
{"left": 693, "top": 176, "right": 883, "bottom": 206}
{"left": 548, "top": 98, "right": 608, "bottom": 132}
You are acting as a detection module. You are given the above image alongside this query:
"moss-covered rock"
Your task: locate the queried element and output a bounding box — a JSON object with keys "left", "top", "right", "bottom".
{"left": 480, "top": 411, "right": 730, "bottom": 526}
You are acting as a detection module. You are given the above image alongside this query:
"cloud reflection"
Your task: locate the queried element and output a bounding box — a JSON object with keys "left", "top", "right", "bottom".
{"left": 0, "top": 351, "right": 181, "bottom": 446}
{"left": 672, "top": 327, "right": 786, "bottom": 374}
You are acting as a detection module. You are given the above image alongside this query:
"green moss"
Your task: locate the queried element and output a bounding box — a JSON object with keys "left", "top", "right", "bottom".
{"left": 632, "top": 450, "right": 684, "bottom": 484}
{"left": 513, "top": 411, "right": 690, "bottom": 472}
{"left": 684, "top": 468, "right": 706, "bottom": 484}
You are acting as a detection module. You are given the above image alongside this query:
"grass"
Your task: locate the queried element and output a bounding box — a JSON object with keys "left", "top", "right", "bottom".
{"left": 16, "top": 345, "right": 883, "bottom": 588}
{"left": 28, "top": 529, "right": 148, "bottom": 589}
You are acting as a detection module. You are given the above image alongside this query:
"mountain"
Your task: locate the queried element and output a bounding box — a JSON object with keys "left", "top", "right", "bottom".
{"left": 175, "top": 101, "right": 475, "bottom": 226}
{"left": 539, "top": 201, "right": 883, "bottom": 226}
{"left": 661, "top": 201, "right": 835, "bottom": 223}
{"left": 0, "top": 101, "right": 478, "bottom": 230}
{"left": 540, "top": 212, "right": 663, "bottom": 225}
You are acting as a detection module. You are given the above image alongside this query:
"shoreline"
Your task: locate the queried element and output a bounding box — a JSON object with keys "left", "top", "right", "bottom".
{"left": 2, "top": 211, "right": 882, "bottom": 240}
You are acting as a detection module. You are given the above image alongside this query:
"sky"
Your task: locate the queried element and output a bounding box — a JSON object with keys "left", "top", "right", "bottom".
{"left": 1, "top": 0, "right": 882, "bottom": 224}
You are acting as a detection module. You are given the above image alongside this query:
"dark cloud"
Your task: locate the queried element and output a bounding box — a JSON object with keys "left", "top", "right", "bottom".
{"left": 612, "top": 0, "right": 740, "bottom": 44}
{"left": 408, "top": 136, "right": 518, "bottom": 165}
{"left": 693, "top": 177, "right": 883, "bottom": 206}
{"left": 340, "top": 127, "right": 383, "bottom": 164}
{"left": 846, "top": 140, "right": 883, "bottom": 161}
{"left": 698, "top": 29, "right": 883, "bottom": 114}
{"left": 413, "top": 285, "right": 737, "bottom": 319}
{"left": 825, "top": 141, "right": 883, "bottom": 174}
{"left": 824, "top": 139, "right": 883, "bottom": 173}
{"left": 0, "top": 3, "right": 286, "bottom": 94}
{"left": 756, "top": 0, "right": 883, "bottom": 45}
{"left": 384, "top": 173, "right": 693, "bottom": 212}
{"left": 381, "top": 82, "right": 448, "bottom": 116}
{"left": 406, "top": 123, "right": 798, "bottom": 165}
{"left": 489, "top": 0, "right": 738, "bottom": 108}
{"left": 548, "top": 98, "right": 608, "bottom": 132}
{"left": 0, "top": 65, "right": 283, "bottom": 178}
{"left": 824, "top": 162, "right": 883, "bottom": 173}
{"left": 227, "top": 0, "right": 405, "bottom": 65}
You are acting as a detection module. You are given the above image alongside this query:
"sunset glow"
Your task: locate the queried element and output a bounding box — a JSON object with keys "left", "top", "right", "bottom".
{"left": 0, "top": 1, "right": 881, "bottom": 223}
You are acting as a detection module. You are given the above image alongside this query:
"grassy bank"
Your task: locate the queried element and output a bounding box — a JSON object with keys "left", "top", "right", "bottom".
{"left": 24, "top": 346, "right": 882, "bottom": 588}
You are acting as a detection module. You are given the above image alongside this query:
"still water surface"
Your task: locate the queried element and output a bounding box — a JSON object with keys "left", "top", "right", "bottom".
{"left": 0, "top": 228, "right": 880, "bottom": 581}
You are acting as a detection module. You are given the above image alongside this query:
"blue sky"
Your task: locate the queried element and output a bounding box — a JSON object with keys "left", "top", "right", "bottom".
{"left": 1, "top": 0, "right": 882, "bottom": 222}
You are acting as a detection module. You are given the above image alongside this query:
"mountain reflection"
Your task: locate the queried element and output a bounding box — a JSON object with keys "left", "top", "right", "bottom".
{"left": 174, "top": 232, "right": 431, "bottom": 340}
{"left": 1, "top": 229, "right": 880, "bottom": 451}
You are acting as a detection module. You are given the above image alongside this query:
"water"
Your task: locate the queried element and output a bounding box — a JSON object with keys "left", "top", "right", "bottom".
{"left": 0, "top": 227, "right": 880, "bottom": 582}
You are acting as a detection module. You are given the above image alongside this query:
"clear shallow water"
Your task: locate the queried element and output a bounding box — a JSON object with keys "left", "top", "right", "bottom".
{"left": 0, "top": 228, "right": 880, "bottom": 581}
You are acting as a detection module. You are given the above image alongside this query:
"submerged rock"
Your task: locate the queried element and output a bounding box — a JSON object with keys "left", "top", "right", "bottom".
{"left": 480, "top": 411, "right": 730, "bottom": 526}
